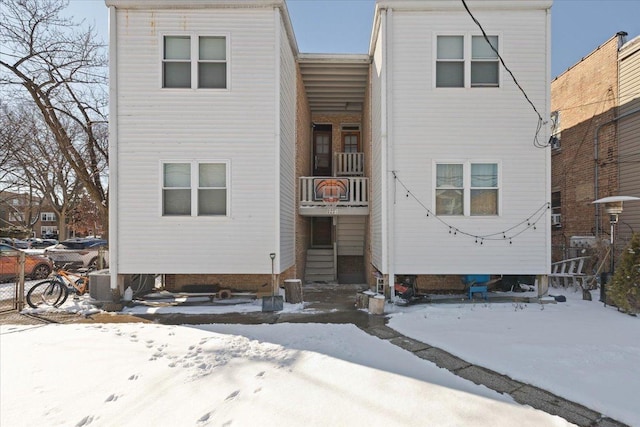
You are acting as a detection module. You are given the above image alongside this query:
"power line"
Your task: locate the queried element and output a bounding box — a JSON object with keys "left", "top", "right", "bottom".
{"left": 461, "top": 0, "right": 547, "bottom": 148}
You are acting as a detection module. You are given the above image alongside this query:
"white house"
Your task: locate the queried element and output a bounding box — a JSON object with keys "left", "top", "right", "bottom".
{"left": 106, "top": 0, "right": 300, "bottom": 293}
{"left": 369, "top": 0, "right": 552, "bottom": 292}
{"left": 106, "top": 0, "right": 552, "bottom": 297}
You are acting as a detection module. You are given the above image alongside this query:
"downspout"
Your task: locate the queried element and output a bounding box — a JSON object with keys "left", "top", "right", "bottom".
{"left": 274, "top": 7, "right": 282, "bottom": 283}
{"left": 593, "top": 106, "right": 640, "bottom": 235}
{"left": 545, "top": 6, "right": 552, "bottom": 273}
{"left": 108, "top": 6, "right": 119, "bottom": 293}
{"left": 385, "top": 8, "right": 395, "bottom": 300}
{"left": 378, "top": 9, "right": 388, "bottom": 286}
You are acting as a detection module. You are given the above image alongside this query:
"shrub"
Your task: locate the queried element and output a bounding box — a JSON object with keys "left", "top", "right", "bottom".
{"left": 609, "top": 233, "right": 640, "bottom": 314}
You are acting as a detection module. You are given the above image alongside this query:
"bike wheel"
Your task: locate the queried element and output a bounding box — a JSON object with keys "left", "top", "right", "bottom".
{"left": 26, "top": 280, "right": 69, "bottom": 309}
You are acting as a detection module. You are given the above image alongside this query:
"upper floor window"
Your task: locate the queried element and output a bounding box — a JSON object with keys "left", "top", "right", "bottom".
{"left": 41, "top": 212, "right": 56, "bottom": 222}
{"left": 436, "top": 35, "right": 499, "bottom": 88}
{"left": 163, "top": 35, "right": 227, "bottom": 89}
{"left": 435, "top": 162, "right": 499, "bottom": 216}
{"left": 551, "top": 190, "right": 561, "bottom": 227}
{"left": 550, "top": 111, "right": 561, "bottom": 149}
{"left": 162, "top": 161, "right": 228, "bottom": 216}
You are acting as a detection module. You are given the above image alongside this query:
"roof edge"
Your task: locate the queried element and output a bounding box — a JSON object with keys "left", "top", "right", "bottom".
{"left": 104, "top": 0, "right": 299, "bottom": 55}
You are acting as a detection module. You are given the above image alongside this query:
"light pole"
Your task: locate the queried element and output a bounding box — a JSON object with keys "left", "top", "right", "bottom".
{"left": 592, "top": 196, "right": 640, "bottom": 304}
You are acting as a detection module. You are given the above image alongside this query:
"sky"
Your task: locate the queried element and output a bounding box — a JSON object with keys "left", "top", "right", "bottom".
{"left": 66, "top": 0, "right": 640, "bottom": 78}
{"left": 3, "top": 287, "right": 639, "bottom": 426}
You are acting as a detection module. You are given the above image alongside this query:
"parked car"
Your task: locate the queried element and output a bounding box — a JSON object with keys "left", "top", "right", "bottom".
{"left": 26, "top": 238, "right": 59, "bottom": 249}
{"left": 44, "top": 238, "right": 108, "bottom": 270}
{"left": 0, "top": 237, "right": 30, "bottom": 249}
{"left": 0, "top": 243, "right": 53, "bottom": 282}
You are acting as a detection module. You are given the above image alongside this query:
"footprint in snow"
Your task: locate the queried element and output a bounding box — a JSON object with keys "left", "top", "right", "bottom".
{"left": 225, "top": 390, "right": 240, "bottom": 401}
{"left": 105, "top": 394, "right": 119, "bottom": 402}
{"left": 197, "top": 411, "right": 214, "bottom": 425}
{"left": 128, "top": 374, "right": 138, "bottom": 380}
{"left": 75, "top": 415, "right": 94, "bottom": 426}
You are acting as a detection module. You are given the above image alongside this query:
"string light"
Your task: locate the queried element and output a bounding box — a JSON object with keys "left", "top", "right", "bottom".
{"left": 392, "top": 171, "right": 549, "bottom": 244}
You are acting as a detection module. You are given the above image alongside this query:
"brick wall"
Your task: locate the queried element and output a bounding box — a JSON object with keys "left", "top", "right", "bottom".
{"left": 165, "top": 274, "right": 272, "bottom": 292}
{"left": 551, "top": 35, "right": 621, "bottom": 260}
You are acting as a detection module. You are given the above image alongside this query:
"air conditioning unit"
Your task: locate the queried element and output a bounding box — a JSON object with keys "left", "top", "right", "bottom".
{"left": 551, "top": 213, "right": 561, "bottom": 226}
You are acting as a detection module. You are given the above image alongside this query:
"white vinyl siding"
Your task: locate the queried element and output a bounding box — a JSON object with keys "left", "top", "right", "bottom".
{"left": 115, "top": 7, "right": 280, "bottom": 274}
{"left": 376, "top": 6, "right": 549, "bottom": 275}
{"left": 618, "top": 42, "right": 640, "bottom": 241}
{"left": 279, "top": 18, "right": 296, "bottom": 270}
{"left": 370, "top": 26, "right": 385, "bottom": 270}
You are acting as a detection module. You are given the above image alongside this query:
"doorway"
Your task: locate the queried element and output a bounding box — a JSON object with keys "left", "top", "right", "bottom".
{"left": 311, "top": 217, "right": 332, "bottom": 247}
{"left": 313, "top": 124, "right": 332, "bottom": 176}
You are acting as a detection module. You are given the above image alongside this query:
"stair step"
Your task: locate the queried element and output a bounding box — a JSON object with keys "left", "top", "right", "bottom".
{"left": 305, "top": 274, "right": 335, "bottom": 282}
{"left": 307, "top": 249, "right": 333, "bottom": 255}
{"left": 306, "top": 260, "right": 334, "bottom": 269}
{"left": 307, "top": 255, "right": 333, "bottom": 262}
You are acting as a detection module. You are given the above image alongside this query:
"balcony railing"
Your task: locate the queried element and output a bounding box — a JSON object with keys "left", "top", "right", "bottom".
{"left": 299, "top": 176, "right": 369, "bottom": 216}
{"left": 334, "top": 152, "right": 364, "bottom": 176}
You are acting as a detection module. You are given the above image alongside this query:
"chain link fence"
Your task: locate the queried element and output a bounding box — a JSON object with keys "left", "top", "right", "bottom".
{"left": 0, "top": 251, "right": 27, "bottom": 312}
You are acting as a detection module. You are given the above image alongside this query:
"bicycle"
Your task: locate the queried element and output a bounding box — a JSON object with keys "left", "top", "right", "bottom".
{"left": 26, "top": 266, "right": 91, "bottom": 309}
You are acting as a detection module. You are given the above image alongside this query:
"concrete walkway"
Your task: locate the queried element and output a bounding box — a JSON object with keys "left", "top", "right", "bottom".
{"left": 0, "top": 283, "right": 629, "bottom": 427}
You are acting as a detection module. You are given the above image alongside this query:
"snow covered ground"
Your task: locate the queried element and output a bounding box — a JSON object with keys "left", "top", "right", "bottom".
{"left": 1, "top": 287, "right": 638, "bottom": 426}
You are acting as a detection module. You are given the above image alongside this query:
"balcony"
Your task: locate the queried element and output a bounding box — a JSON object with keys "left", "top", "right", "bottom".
{"left": 299, "top": 176, "right": 369, "bottom": 216}
{"left": 334, "top": 152, "right": 364, "bottom": 176}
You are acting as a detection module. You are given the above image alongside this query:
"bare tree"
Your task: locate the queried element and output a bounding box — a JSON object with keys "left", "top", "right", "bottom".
{"left": 0, "top": 0, "right": 109, "bottom": 237}
{"left": 1, "top": 100, "right": 89, "bottom": 239}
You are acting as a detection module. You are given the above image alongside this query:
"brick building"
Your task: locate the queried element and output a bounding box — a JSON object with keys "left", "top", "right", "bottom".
{"left": 551, "top": 32, "right": 640, "bottom": 262}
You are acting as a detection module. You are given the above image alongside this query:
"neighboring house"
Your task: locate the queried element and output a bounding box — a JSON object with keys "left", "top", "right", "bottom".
{"left": 551, "top": 32, "right": 640, "bottom": 262}
{"left": 106, "top": 0, "right": 552, "bottom": 296}
{"left": 0, "top": 191, "right": 57, "bottom": 238}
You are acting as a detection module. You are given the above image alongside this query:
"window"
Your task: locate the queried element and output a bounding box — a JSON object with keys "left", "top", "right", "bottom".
{"left": 41, "top": 226, "right": 57, "bottom": 236}
{"left": 470, "top": 163, "right": 498, "bottom": 215}
{"left": 9, "top": 212, "right": 24, "bottom": 222}
{"left": 436, "top": 164, "right": 464, "bottom": 215}
{"left": 550, "top": 111, "right": 561, "bottom": 149}
{"left": 41, "top": 212, "right": 56, "bottom": 222}
{"left": 162, "top": 162, "right": 228, "bottom": 216}
{"left": 436, "top": 34, "right": 499, "bottom": 88}
{"left": 163, "top": 35, "right": 227, "bottom": 89}
{"left": 435, "top": 162, "right": 499, "bottom": 216}
{"left": 551, "top": 191, "right": 561, "bottom": 226}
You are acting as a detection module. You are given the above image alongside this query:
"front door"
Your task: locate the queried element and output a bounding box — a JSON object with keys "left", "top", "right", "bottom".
{"left": 313, "top": 125, "right": 332, "bottom": 176}
{"left": 311, "top": 217, "right": 332, "bottom": 247}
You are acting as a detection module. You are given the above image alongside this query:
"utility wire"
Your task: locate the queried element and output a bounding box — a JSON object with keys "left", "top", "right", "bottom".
{"left": 461, "top": 0, "right": 547, "bottom": 148}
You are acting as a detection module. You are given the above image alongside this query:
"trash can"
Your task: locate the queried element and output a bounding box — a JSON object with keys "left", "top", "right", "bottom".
{"left": 368, "top": 295, "right": 385, "bottom": 315}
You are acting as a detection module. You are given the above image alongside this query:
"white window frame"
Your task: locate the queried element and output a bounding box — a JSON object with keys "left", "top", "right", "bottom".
{"left": 434, "top": 32, "right": 501, "bottom": 89}
{"left": 434, "top": 161, "right": 501, "bottom": 216}
{"left": 161, "top": 160, "right": 230, "bottom": 217}
{"left": 41, "top": 226, "right": 57, "bottom": 235}
{"left": 161, "top": 33, "right": 230, "bottom": 90}
{"left": 41, "top": 212, "right": 56, "bottom": 222}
